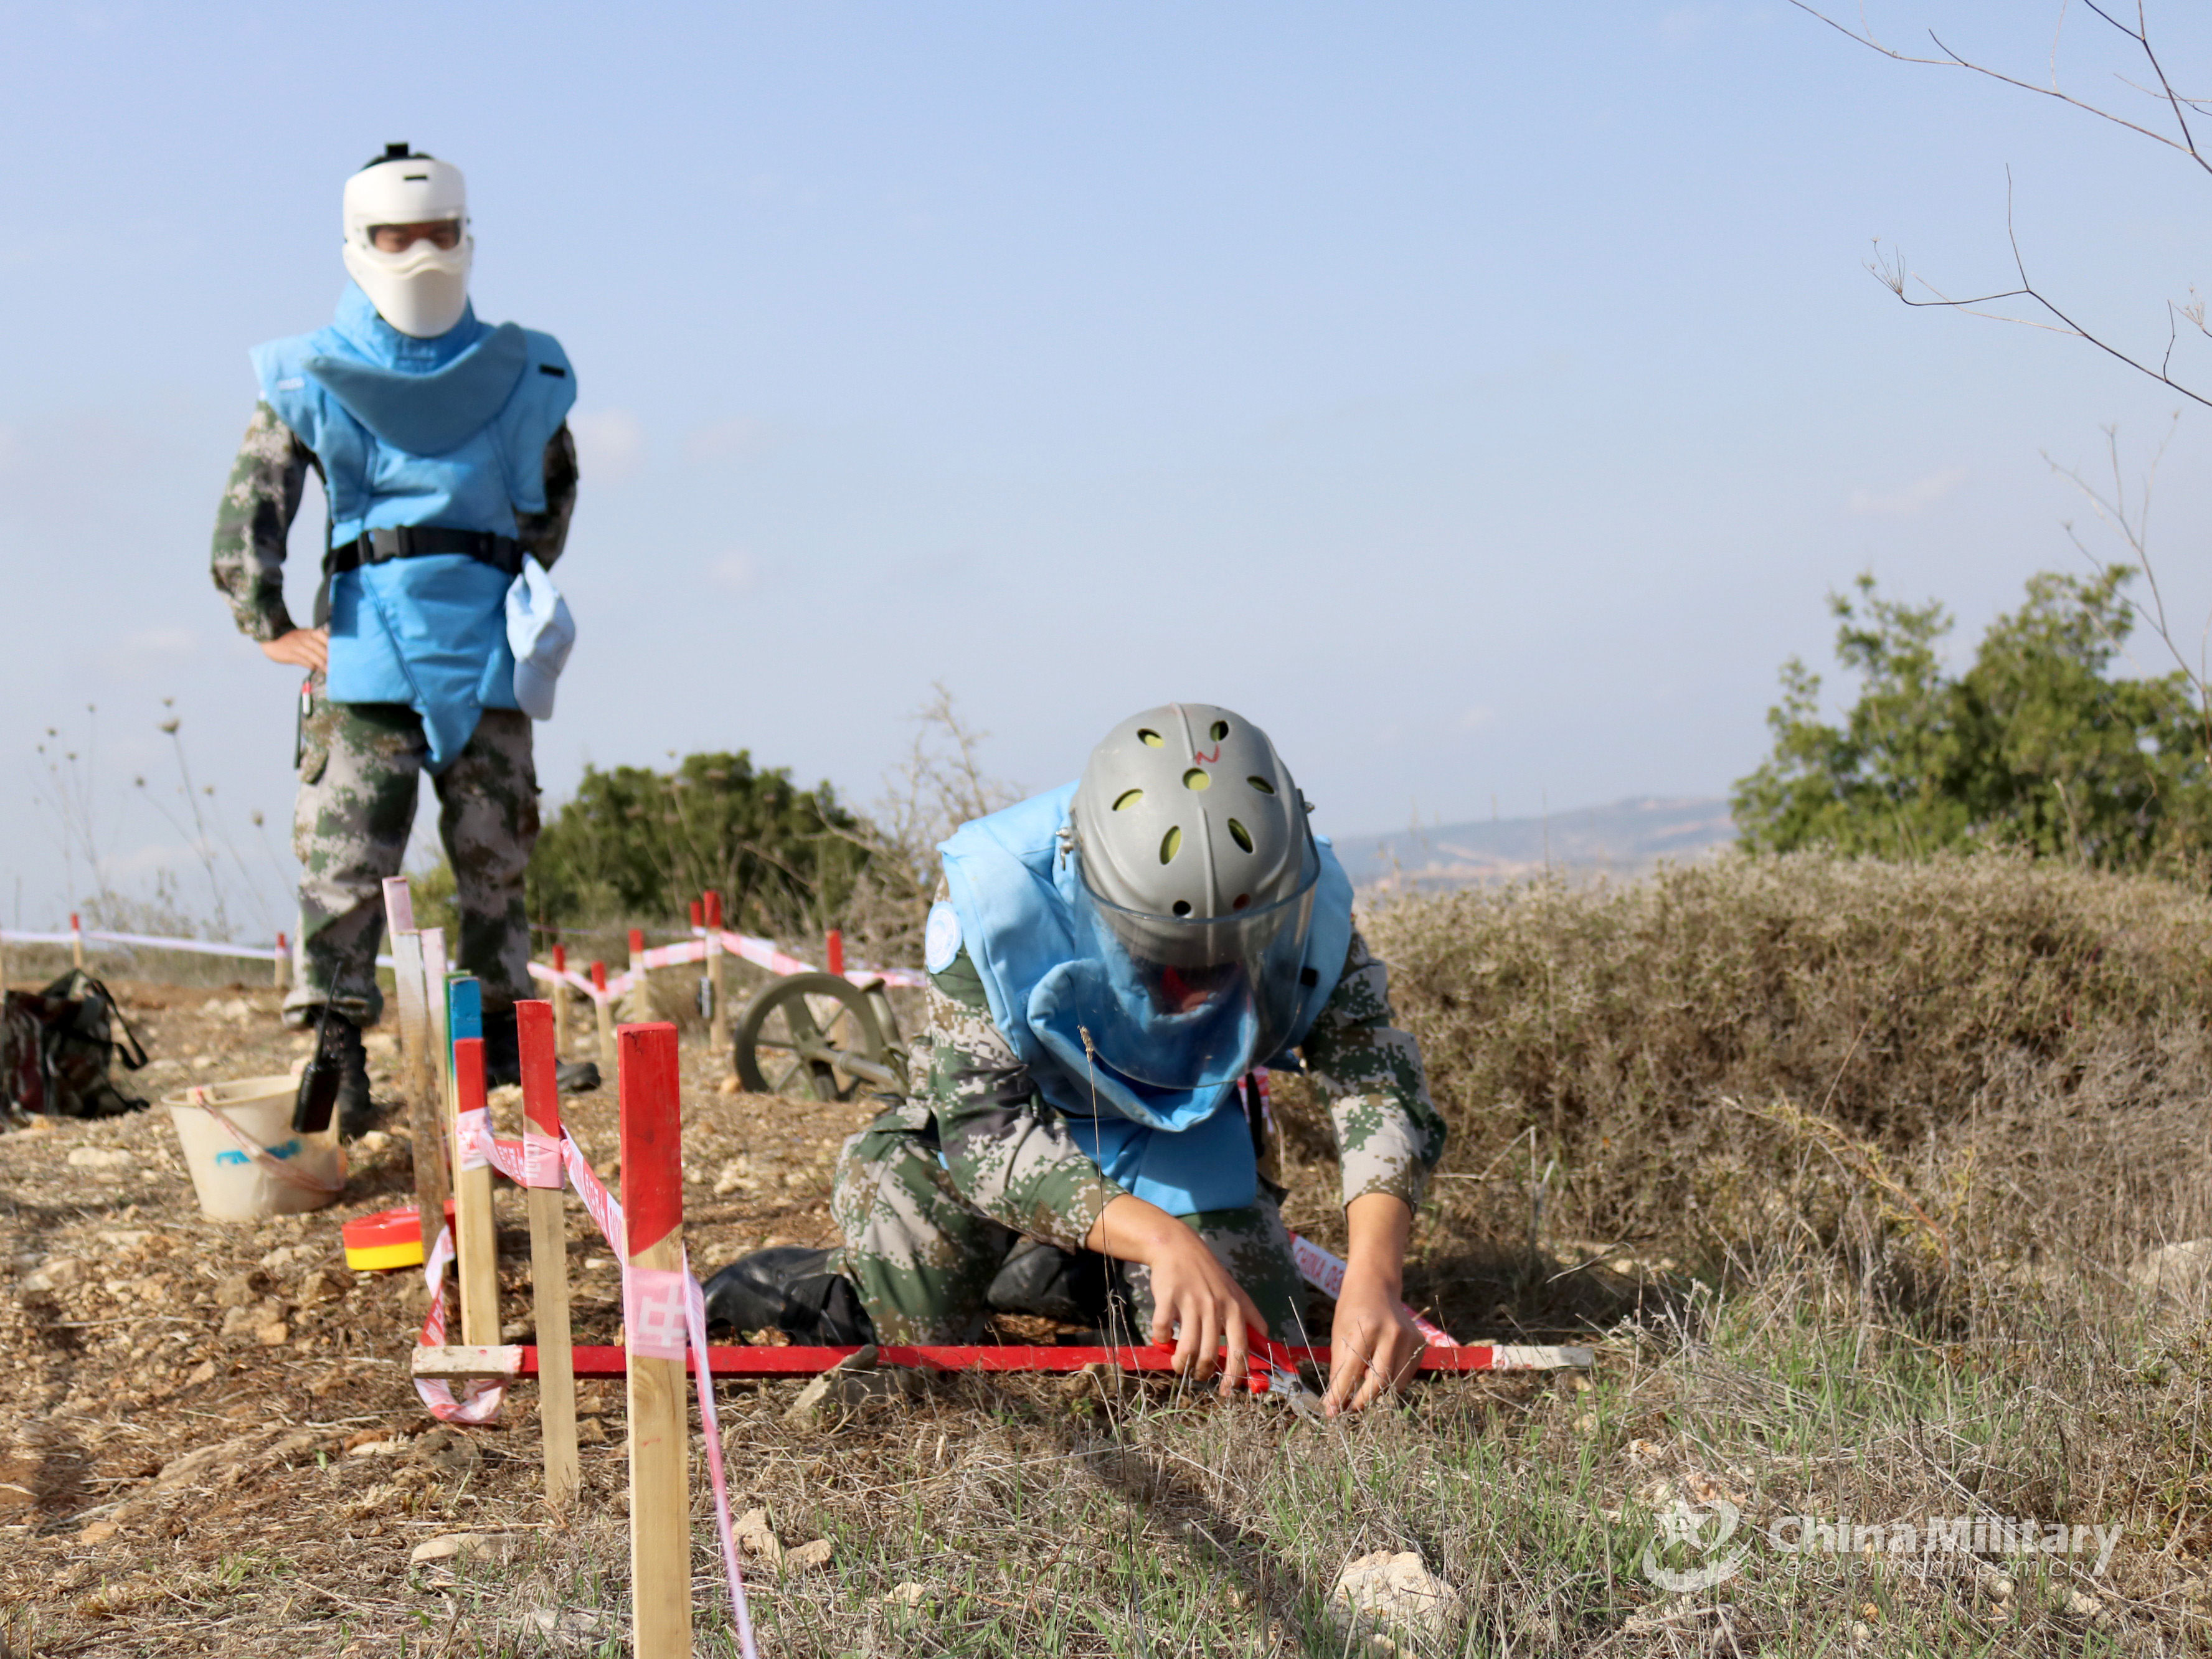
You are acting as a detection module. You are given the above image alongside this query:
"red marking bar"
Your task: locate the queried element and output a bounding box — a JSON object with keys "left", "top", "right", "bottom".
{"left": 513, "top": 1342, "right": 1592, "bottom": 1378}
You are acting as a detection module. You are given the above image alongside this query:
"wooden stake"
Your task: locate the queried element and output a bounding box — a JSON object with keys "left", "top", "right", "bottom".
{"left": 703, "top": 892, "right": 726, "bottom": 1058}
{"left": 272, "top": 931, "right": 288, "bottom": 993}
{"left": 422, "top": 928, "right": 457, "bottom": 1279}
{"left": 620, "top": 1021, "right": 692, "bottom": 1658}
{"left": 387, "top": 930, "right": 448, "bottom": 1254}
{"left": 551, "top": 943, "right": 570, "bottom": 1059}
{"left": 689, "top": 902, "right": 706, "bottom": 1039}
{"left": 449, "top": 991, "right": 500, "bottom": 1348}
{"left": 825, "top": 929, "right": 844, "bottom": 977}
{"left": 628, "top": 928, "right": 646, "bottom": 1020}
{"left": 382, "top": 882, "right": 448, "bottom": 1255}
{"left": 518, "top": 999, "right": 579, "bottom": 1508}
{"left": 591, "top": 960, "right": 616, "bottom": 1077}
{"left": 70, "top": 912, "right": 83, "bottom": 971}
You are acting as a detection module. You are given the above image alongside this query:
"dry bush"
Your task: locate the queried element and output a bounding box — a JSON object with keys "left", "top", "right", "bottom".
{"left": 1363, "top": 851, "right": 2212, "bottom": 1304}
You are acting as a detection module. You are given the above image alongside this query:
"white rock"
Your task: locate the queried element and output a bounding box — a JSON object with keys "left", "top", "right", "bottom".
{"left": 2132, "top": 1239, "right": 2212, "bottom": 1296}
{"left": 22, "top": 1257, "right": 83, "bottom": 1292}
{"left": 518, "top": 1605, "right": 613, "bottom": 1642}
{"left": 410, "top": 1532, "right": 522, "bottom": 1566}
{"left": 1331, "top": 1550, "right": 1465, "bottom": 1643}
{"left": 734, "top": 1506, "right": 782, "bottom": 1567}
{"left": 66, "top": 1147, "right": 134, "bottom": 1169}
{"left": 884, "top": 1581, "right": 929, "bottom": 1609}
{"left": 786, "top": 1538, "right": 834, "bottom": 1572}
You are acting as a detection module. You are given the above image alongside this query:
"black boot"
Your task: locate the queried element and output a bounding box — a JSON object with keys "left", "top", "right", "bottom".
{"left": 295, "top": 1008, "right": 375, "bottom": 1139}
{"left": 986, "top": 1237, "right": 1115, "bottom": 1327}
{"left": 481, "top": 1009, "right": 601, "bottom": 1094}
{"left": 702, "top": 1246, "right": 877, "bottom": 1345}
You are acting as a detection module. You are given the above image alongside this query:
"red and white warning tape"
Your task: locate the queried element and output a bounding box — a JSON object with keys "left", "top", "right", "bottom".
{"left": 410, "top": 1124, "right": 755, "bottom": 1652}
{"left": 529, "top": 929, "right": 927, "bottom": 1006}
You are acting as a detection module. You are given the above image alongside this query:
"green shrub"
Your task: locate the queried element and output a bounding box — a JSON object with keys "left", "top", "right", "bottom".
{"left": 1361, "top": 852, "right": 2212, "bottom": 1279}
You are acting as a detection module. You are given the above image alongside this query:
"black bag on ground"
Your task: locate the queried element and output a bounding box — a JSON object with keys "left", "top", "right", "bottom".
{"left": 1, "top": 970, "right": 151, "bottom": 1121}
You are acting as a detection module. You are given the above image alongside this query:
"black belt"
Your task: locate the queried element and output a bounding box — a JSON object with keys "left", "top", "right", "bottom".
{"left": 325, "top": 526, "right": 523, "bottom": 578}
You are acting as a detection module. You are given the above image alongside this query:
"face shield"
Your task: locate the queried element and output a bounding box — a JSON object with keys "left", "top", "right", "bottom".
{"left": 1064, "top": 831, "right": 1320, "bottom": 1090}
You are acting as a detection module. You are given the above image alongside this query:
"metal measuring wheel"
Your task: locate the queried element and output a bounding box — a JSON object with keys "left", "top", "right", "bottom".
{"left": 732, "top": 972, "right": 909, "bottom": 1100}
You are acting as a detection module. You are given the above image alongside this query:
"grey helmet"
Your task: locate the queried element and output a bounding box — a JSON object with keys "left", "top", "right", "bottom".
{"left": 1061, "top": 704, "right": 1321, "bottom": 1088}
{"left": 1071, "top": 702, "right": 1311, "bottom": 922}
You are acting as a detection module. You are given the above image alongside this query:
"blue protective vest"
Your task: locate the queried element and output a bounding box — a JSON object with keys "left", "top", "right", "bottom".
{"left": 251, "top": 284, "right": 576, "bottom": 770}
{"left": 938, "top": 783, "right": 1355, "bottom": 1212}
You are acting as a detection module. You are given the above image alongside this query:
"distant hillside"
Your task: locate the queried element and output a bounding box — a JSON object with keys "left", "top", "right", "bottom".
{"left": 1329, "top": 796, "right": 1736, "bottom": 891}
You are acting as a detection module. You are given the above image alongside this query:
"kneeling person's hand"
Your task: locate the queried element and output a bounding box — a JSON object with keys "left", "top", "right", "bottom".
{"left": 1087, "top": 1194, "right": 1267, "bottom": 1396}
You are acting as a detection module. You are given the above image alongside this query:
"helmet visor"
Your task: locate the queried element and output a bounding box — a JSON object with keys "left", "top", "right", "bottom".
{"left": 1067, "top": 836, "right": 1320, "bottom": 1089}
{"left": 366, "top": 218, "right": 463, "bottom": 253}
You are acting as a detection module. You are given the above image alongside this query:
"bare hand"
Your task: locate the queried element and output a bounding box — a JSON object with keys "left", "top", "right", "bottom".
{"left": 1323, "top": 1192, "right": 1425, "bottom": 1415}
{"left": 1085, "top": 1194, "right": 1265, "bottom": 1395}
{"left": 260, "top": 627, "right": 329, "bottom": 673}
{"left": 1323, "top": 1265, "right": 1425, "bottom": 1414}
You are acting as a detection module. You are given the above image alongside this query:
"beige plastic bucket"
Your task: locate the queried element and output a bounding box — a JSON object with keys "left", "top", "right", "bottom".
{"left": 165, "top": 1076, "right": 347, "bottom": 1222}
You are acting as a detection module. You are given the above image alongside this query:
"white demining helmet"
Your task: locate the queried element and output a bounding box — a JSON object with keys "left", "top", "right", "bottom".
{"left": 340, "top": 143, "right": 472, "bottom": 339}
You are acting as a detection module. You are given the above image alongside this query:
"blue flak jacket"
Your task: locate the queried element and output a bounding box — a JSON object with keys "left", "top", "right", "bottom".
{"left": 938, "top": 784, "right": 1355, "bottom": 1213}
{"left": 251, "top": 284, "right": 575, "bottom": 770}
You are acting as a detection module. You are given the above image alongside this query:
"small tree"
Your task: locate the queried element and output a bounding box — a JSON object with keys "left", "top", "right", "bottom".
{"left": 1733, "top": 566, "right": 2211, "bottom": 873}
{"left": 525, "top": 751, "right": 870, "bottom": 938}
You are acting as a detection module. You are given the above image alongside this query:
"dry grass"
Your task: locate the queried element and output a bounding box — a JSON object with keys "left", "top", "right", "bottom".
{"left": 6, "top": 853, "right": 2212, "bottom": 1654}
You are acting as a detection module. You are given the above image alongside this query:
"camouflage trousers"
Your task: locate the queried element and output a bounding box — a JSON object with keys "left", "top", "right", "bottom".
{"left": 286, "top": 684, "right": 539, "bottom": 1030}
{"left": 827, "top": 1100, "right": 1312, "bottom": 1345}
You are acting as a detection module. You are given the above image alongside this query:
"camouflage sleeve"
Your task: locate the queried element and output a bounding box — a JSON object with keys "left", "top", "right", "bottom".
{"left": 209, "top": 402, "right": 314, "bottom": 643}
{"left": 920, "top": 943, "right": 1128, "bottom": 1250}
{"left": 516, "top": 423, "right": 578, "bottom": 569}
{"left": 1296, "top": 928, "right": 1447, "bottom": 1213}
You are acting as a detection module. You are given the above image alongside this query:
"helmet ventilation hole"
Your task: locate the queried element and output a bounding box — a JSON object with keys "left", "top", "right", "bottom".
{"left": 1182, "top": 768, "right": 1211, "bottom": 792}
{"left": 1137, "top": 729, "right": 1165, "bottom": 748}
{"left": 1112, "top": 788, "right": 1144, "bottom": 811}
{"left": 1160, "top": 826, "right": 1182, "bottom": 864}
{"left": 1247, "top": 776, "right": 1276, "bottom": 795}
{"left": 1211, "top": 719, "right": 1230, "bottom": 741}
{"left": 1172, "top": 900, "right": 1193, "bottom": 917}
{"left": 1227, "top": 818, "right": 1253, "bottom": 852}
{"left": 1233, "top": 894, "right": 1251, "bottom": 910}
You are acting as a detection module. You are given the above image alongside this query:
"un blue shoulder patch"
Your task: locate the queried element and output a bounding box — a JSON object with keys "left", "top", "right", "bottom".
{"left": 924, "top": 900, "right": 963, "bottom": 975}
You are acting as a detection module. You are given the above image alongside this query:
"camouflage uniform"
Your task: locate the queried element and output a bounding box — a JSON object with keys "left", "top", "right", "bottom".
{"left": 828, "top": 911, "right": 1447, "bottom": 1342}
{"left": 210, "top": 400, "right": 578, "bottom": 1028}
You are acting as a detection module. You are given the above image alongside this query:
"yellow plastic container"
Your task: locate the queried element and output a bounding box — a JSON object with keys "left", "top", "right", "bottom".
{"left": 342, "top": 1201, "right": 453, "bottom": 1272}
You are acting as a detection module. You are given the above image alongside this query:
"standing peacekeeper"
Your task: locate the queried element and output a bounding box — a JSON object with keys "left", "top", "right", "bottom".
{"left": 210, "top": 143, "right": 587, "bottom": 1135}
{"left": 707, "top": 704, "right": 1449, "bottom": 1414}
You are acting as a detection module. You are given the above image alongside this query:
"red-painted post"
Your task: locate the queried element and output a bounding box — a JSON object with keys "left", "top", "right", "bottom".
{"left": 70, "top": 912, "right": 83, "bottom": 970}
{"left": 689, "top": 900, "right": 704, "bottom": 932}
{"left": 273, "top": 930, "right": 288, "bottom": 993}
{"left": 518, "top": 1000, "right": 578, "bottom": 1506}
{"left": 628, "top": 927, "right": 646, "bottom": 1021}
{"left": 825, "top": 929, "right": 844, "bottom": 977}
{"left": 619, "top": 1022, "right": 691, "bottom": 1657}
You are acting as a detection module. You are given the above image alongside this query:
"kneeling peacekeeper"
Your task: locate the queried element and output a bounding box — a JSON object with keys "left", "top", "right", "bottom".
{"left": 210, "top": 143, "right": 588, "bottom": 1133}
{"left": 709, "top": 704, "right": 1449, "bottom": 1414}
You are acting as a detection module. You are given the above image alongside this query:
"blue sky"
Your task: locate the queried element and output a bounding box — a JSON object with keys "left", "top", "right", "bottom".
{"left": 6, "top": 2, "right": 2212, "bottom": 935}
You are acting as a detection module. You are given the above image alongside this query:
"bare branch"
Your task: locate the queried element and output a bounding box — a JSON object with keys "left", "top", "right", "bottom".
{"left": 1789, "top": 1, "right": 2212, "bottom": 176}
